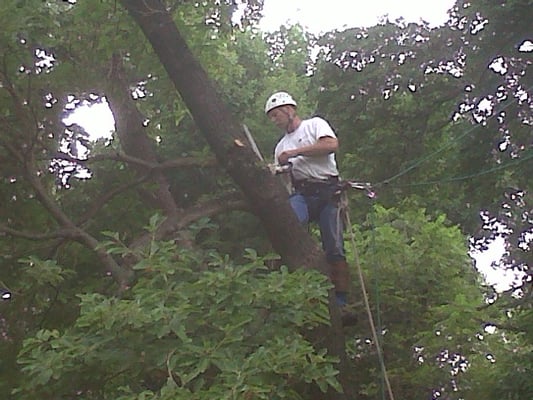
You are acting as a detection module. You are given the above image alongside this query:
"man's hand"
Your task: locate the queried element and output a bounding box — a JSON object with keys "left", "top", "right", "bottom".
{"left": 278, "top": 149, "right": 299, "bottom": 165}
{"left": 268, "top": 163, "right": 291, "bottom": 175}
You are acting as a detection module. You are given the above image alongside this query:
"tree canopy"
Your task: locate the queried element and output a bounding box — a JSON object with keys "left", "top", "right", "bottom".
{"left": 0, "top": 0, "right": 531, "bottom": 399}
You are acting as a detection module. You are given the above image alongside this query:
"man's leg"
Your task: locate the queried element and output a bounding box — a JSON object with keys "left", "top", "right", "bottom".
{"left": 288, "top": 193, "right": 309, "bottom": 224}
{"left": 318, "top": 201, "right": 350, "bottom": 306}
{"left": 291, "top": 192, "right": 350, "bottom": 301}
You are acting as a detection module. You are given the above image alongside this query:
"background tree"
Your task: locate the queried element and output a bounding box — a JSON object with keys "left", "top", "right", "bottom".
{"left": 310, "top": 0, "right": 531, "bottom": 397}
{"left": 0, "top": 0, "right": 531, "bottom": 399}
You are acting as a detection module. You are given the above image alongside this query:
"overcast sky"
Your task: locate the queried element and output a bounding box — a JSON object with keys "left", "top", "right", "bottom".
{"left": 259, "top": 0, "right": 457, "bottom": 33}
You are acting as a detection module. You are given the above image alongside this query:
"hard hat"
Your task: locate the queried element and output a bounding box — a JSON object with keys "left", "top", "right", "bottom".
{"left": 265, "top": 91, "right": 297, "bottom": 114}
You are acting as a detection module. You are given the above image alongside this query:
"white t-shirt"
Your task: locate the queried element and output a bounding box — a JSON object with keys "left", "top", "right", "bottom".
{"left": 274, "top": 117, "right": 339, "bottom": 181}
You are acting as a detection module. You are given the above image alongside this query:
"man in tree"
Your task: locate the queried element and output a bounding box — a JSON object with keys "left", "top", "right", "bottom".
{"left": 266, "top": 91, "right": 352, "bottom": 310}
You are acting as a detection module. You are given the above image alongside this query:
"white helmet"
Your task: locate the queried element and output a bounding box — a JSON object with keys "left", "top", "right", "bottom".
{"left": 265, "top": 91, "right": 297, "bottom": 114}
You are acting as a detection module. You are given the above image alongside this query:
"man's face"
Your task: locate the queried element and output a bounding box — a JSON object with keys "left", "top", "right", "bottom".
{"left": 267, "top": 106, "right": 292, "bottom": 130}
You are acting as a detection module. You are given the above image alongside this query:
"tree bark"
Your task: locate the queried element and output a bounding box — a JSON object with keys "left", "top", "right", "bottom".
{"left": 120, "top": 1, "right": 324, "bottom": 272}
{"left": 120, "top": 1, "right": 353, "bottom": 398}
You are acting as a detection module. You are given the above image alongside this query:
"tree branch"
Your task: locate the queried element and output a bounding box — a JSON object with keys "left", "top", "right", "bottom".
{"left": 77, "top": 173, "right": 152, "bottom": 226}
{"left": 49, "top": 151, "right": 217, "bottom": 170}
{"left": 0, "top": 225, "right": 78, "bottom": 240}
{"left": 174, "top": 193, "right": 248, "bottom": 231}
{"left": 127, "top": 191, "right": 248, "bottom": 251}
{"left": 2, "top": 120, "right": 133, "bottom": 288}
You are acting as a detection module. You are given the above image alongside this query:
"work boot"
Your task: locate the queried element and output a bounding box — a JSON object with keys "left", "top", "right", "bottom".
{"left": 329, "top": 259, "right": 350, "bottom": 305}
{"left": 329, "top": 260, "right": 358, "bottom": 326}
{"left": 339, "top": 304, "right": 358, "bottom": 326}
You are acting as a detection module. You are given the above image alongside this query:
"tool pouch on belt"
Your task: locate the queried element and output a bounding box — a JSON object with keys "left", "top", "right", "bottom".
{"left": 293, "top": 176, "right": 342, "bottom": 201}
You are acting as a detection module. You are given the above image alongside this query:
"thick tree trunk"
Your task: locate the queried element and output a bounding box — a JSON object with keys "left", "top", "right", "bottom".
{"left": 120, "top": 1, "right": 324, "bottom": 272}
{"left": 120, "top": 1, "right": 354, "bottom": 398}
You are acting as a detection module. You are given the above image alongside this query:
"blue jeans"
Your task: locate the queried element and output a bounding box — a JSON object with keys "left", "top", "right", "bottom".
{"left": 289, "top": 184, "right": 345, "bottom": 263}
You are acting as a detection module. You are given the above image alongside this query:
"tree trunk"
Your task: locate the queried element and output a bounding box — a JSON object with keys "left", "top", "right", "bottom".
{"left": 120, "top": 1, "right": 354, "bottom": 398}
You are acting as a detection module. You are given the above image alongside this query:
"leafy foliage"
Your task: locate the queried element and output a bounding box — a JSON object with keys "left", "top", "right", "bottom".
{"left": 15, "top": 235, "right": 338, "bottom": 399}
{"left": 0, "top": 0, "right": 531, "bottom": 398}
{"left": 343, "top": 203, "right": 492, "bottom": 399}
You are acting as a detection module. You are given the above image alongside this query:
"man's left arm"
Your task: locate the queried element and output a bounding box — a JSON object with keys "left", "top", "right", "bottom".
{"left": 278, "top": 136, "right": 338, "bottom": 164}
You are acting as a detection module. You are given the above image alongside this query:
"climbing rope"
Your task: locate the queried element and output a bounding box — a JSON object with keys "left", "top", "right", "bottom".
{"left": 379, "top": 148, "right": 533, "bottom": 189}
{"left": 336, "top": 85, "right": 532, "bottom": 399}
{"left": 338, "top": 139, "right": 531, "bottom": 400}
{"left": 342, "top": 187, "right": 395, "bottom": 400}
{"left": 376, "top": 83, "right": 533, "bottom": 187}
